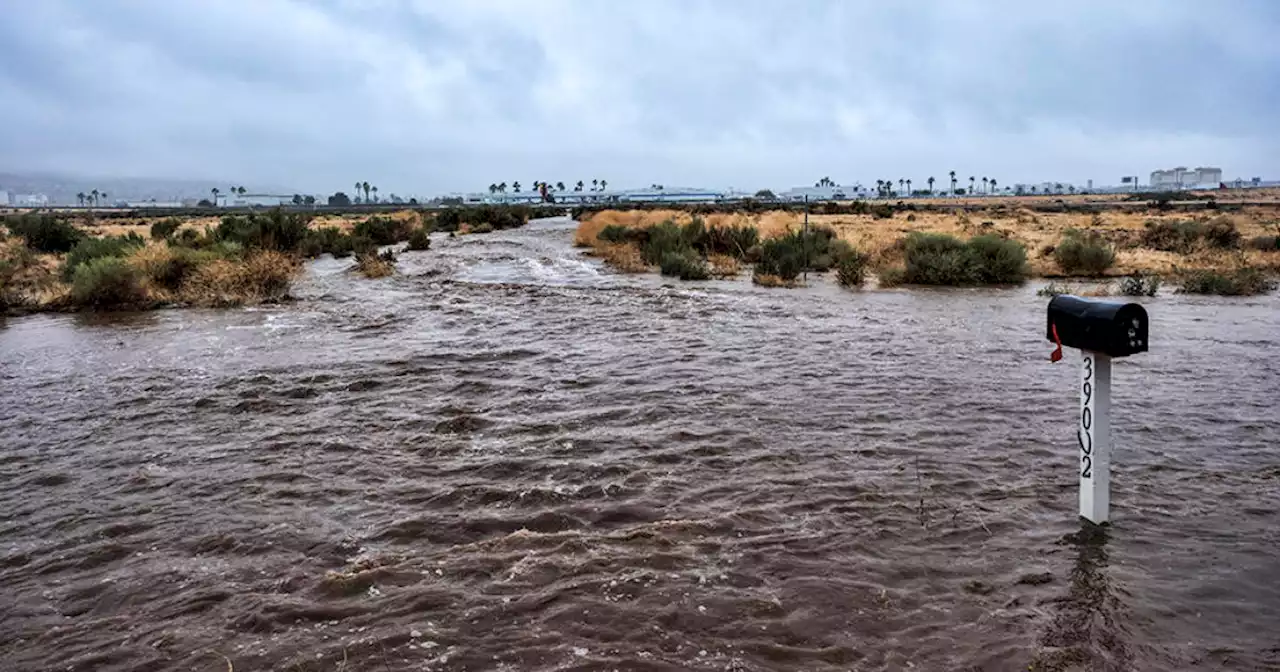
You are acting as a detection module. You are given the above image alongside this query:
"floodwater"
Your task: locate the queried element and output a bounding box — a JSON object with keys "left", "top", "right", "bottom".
{"left": 2, "top": 217, "right": 1278, "bottom": 672}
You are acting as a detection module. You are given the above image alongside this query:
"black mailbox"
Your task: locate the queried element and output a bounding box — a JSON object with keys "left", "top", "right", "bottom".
{"left": 1047, "top": 295, "right": 1148, "bottom": 358}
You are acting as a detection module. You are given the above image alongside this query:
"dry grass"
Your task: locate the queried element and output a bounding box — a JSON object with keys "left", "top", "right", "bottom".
{"left": 708, "top": 254, "right": 741, "bottom": 277}
{"left": 598, "top": 243, "right": 648, "bottom": 273}
{"left": 180, "top": 250, "right": 297, "bottom": 306}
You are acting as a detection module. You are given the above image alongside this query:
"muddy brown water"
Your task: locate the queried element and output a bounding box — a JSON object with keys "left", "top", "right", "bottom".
{"left": 2, "top": 217, "right": 1278, "bottom": 671}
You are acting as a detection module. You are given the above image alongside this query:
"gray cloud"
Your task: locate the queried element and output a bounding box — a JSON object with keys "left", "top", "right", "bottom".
{"left": 1, "top": 0, "right": 1276, "bottom": 195}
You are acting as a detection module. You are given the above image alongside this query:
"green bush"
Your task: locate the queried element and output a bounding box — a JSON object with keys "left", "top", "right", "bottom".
{"left": 1118, "top": 273, "right": 1160, "bottom": 297}
{"left": 71, "top": 257, "right": 148, "bottom": 307}
{"left": 353, "top": 216, "right": 411, "bottom": 246}
{"left": 706, "top": 225, "right": 759, "bottom": 258}
{"left": 835, "top": 250, "right": 870, "bottom": 287}
{"left": 216, "top": 209, "right": 310, "bottom": 251}
{"left": 62, "top": 233, "right": 146, "bottom": 279}
{"left": 640, "top": 221, "right": 689, "bottom": 265}
{"left": 871, "top": 204, "right": 895, "bottom": 219}
{"left": 597, "top": 225, "right": 632, "bottom": 244}
{"left": 659, "top": 250, "right": 710, "bottom": 280}
{"left": 5, "top": 214, "right": 85, "bottom": 253}
{"left": 1177, "top": 268, "right": 1275, "bottom": 296}
{"left": 1053, "top": 231, "right": 1116, "bottom": 276}
{"left": 902, "top": 233, "right": 1026, "bottom": 285}
{"left": 755, "top": 237, "right": 805, "bottom": 281}
{"left": 1141, "top": 220, "right": 1206, "bottom": 253}
{"left": 469, "top": 223, "right": 494, "bottom": 234}
{"left": 150, "top": 218, "right": 182, "bottom": 240}
{"left": 299, "top": 227, "right": 354, "bottom": 258}
{"left": 405, "top": 227, "right": 432, "bottom": 251}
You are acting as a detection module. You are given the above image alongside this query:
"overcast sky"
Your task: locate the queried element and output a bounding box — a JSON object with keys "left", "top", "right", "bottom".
{"left": 1, "top": 0, "right": 1277, "bottom": 196}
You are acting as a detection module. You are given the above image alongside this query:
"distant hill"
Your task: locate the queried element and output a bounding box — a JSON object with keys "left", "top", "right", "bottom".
{"left": 0, "top": 171, "right": 298, "bottom": 206}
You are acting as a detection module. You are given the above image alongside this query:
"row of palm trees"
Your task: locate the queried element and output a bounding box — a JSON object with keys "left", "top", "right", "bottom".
{"left": 872, "top": 172, "right": 999, "bottom": 198}
{"left": 209, "top": 185, "right": 249, "bottom": 206}
{"left": 76, "top": 190, "right": 110, "bottom": 207}
{"left": 488, "top": 179, "right": 608, "bottom": 195}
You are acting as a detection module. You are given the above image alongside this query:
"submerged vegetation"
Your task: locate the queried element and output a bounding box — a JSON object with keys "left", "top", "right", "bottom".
{"left": 2, "top": 204, "right": 542, "bottom": 313}
{"left": 896, "top": 233, "right": 1027, "bottom": 285}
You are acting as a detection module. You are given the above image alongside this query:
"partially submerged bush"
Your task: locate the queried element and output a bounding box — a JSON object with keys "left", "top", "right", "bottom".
{"left": 659, "top": 250, "right": 710, "bottom": 280}
{"left": 1177, "top": 268, "right": 1275, "bottom": 296}
{"left": 1037, "top": 282, "right": 1071, "bottom": 297}
{"left": 835, "top": 250, "right": 870, "bottom": 287}
{"left": 5, "top": 214, "right": 84, "bottom": 253}
{"left": 1247, "top": 235, "right": 1280, "bottom": 251}
{"left": 70, "top": 257, "right": 148, "bottom": 308}
{"left": 353, "top": 216, "right": 414, "bottom": 246}
{"left": 1054, "top": 230, "right": 1116, "bottom": 276}
{"left": 596, "top": 224, "right": 632, "bottom": 245}
{"left": 1204, "top": 216, "right": 1241, "bottom": 249}
{"left": 600, "top": 244, "right": 648, "bottom": 273}
{"left": 354, "top": 249, "right": 396, "bottom": 279}
{"left": 62, "top": 233, "right": 146, "bottom": 279}
{"left": 150, "top": 218, "right": 182, "bottom": 240}
{"left": 1118, "top": 273, "right": 1160, "bottom": 297}
{"left": 182, "top": 250, "right": 296, "bottom": 306}
{"left": 707, "top": 253, "right": 740, "bottom": 277}
{"left": 754, "top": 236, "right": 805, "bottom": 282}
{"left": 901, "top": 233, "right": 1026, "bottom": 285}
{"left": 129, "top": 244, "right": 222, "bottom": 291}
{"left": 405, "top": 227, "right": 432, "bottom": 251}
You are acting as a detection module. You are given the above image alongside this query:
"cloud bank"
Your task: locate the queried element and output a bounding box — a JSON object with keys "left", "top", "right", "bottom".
{"left": 1, "top": 0, "right": 1276, "bottom": 195}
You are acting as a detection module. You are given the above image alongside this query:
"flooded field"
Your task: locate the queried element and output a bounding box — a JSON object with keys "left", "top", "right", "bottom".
{"left": 2, "top": 217, "right": 1278, "bottom": 671}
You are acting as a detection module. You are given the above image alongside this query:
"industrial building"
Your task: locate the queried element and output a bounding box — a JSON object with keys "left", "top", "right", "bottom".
{"left": 1150, "top": 166, "right": 1222, "bottom": 189}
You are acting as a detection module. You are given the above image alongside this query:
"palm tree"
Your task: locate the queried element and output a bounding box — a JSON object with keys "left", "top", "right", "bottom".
{"left": 989, "top": 179, "right": 998, "bottom": 194}
{"left": 76, "top": 192, "right": 85, "bottom": 207}
{"left": 489, "top": 184, "right": 498, "bottom": 194}
{"left": 101, "top": 192, "right": 108, "bottom": 206}
{"left": 898, "top": 179, "right": 905, "bottom": 195}
{"left": 556, "top": 181, "right": 566, "bottom": 192}
{"left": 355, "top": 182, "right": 361, "bottom": 202}
{"left": 949, "top": 170, "right": 957, "bottom": 195}
{"left": 982, "top": 177, "right": 989, "bottom": 195}
{"left": 600, "top": 179, "right": 607, "bottom": 191}
{"left": 591, "top": 179, "right": 599, "bottom": 191}
{"left": 362, "top": 182, "right": 370, "bottom": 202}
{"left": 875, "top": 179, "right": 883, "bottom": 196}
{"left": 927, "top": 177, "right": 935, "bottom": 194}
{"left": 968, "top": 176, "right": 976, "bottom": 195}
{"left": 1031, "top": 186, "right": 1038, "bottom": 195}
{"left": 906, "top": 179, "right": 912, "bottom": 195}
{"left": 1068, "top": 185, "right": 1076, "bottom": 195}
{"left": 575, "top": 180, "right": 584, "bottom": 192}
{"left": 371, "top": 186, "right": 378, "bottom": 203}
{"left": 513, "top": 181, "right": 522, "bottom": 193}
{"left": 1055, "top": 183, "right": 1064, "bottom": 194}
{"left": 238, "top": 186, "right": 247, "bottom": 197}
{"left": 498, "top": 182, "right": 507, "bottom": 193}
{"left": 209, "top": 188, "right": 218, "bottom": 206}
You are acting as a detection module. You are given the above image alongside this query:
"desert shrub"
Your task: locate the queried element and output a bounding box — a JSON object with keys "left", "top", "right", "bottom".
{"left": 709, "top": 225, "right": 759, "bottom": 258}
{"left": 640, "top": 221, "right": 689, "bottom": 265}
{"left": 216, "top": 209, "right": 310, "bottom": 251}
{"left": 1204, "top": 216, "right": 1241, "bottom": 249}
{"left": 405, "top": 227, "right": 432, "bottom": 251}
{"left": 964, "top": 235, "right": 1027, "bottom": 283}
{"left": 354, "top": 216, "right": 413, "bottom": 246}
{"left": 469, "top": 222, "right": 494, "bottom": 234}
{"left": 901, "top": 233, "right": 1026, "bottom": 285}
{"left": 129, "top": 244, "right": 219, "bottom": 291}
{"left": 1246, "top": 235, "right": 1280, "bottom": 251}
{"left": 754, "top": 236, "right": 805, "bottom": 282}
{"left": 877, "top": 266, "right": 906, "bottom": 287}
{"left": 181, "top": 250, "right": 296, "bottom": 306}
{"left": 150, "top": 218, "right": 182, "bottom": 240}
{"left": 435, "top": 209, "right": 462, "bottom": 232}
{"left": 1118, "top": 273, "right": 1161, "bottom": 297}
{"left": 62, "top": 233, "right": 146, "bottom": 279}
{"left": 5, "top": 214, "right": 85, "bottom": 253}
{"left": 659, "top": 250, "right": 710, "bottom": 280}
{"left": 71, "top": 257, "right": 148, "bottom": 307}
{"left": 596, "top": 225, "right": 632, "bottom": 244}
{"left": 1140, "top": 220, "right": 1205, "bottom": 253}
{"left": 835, "top": 250, "right": 870, "bottom": 287}
{"left": 354, "top": 249, "right": 395, "bottom": 278}
{"left": 681, "top": 217, "right": 709, "bottom": 252}
{"left": 1053, "top": 230, "right": 1116, "bottom": 276}
{"left": 871, "top": 204, "right": 895, "bottom": 219}
{"left": 1177, "top": 268, "right": 1275, "bottom": 296}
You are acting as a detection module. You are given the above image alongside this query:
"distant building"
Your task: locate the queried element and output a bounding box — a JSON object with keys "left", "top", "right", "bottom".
{"left": 0, "top": 190, "right": 10, "bottom": 205}
{"left": 13, "top": 193, "right": 49, "bottom": 206}
{"left": 1150, "top": 166, "right": 1222, "bottom": 189}
{"left": 778, "top": 184, "right": 867, "bottom": 201}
